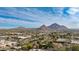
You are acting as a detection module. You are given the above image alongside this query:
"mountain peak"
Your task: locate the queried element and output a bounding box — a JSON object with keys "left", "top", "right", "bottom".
{"left": 39, "top": 24, "right": 49, "bottom": 32}
{"left": 52, "top": 23, "right": 59, "bottom": 25}
{"left": 51, "top": 23, "right": 60, "bottom": 26}
{"left": 40, "top": 24, "right": 47, "bottom": 28}
{"left": 48, "top": 23, "right": 68, "bottom": 30}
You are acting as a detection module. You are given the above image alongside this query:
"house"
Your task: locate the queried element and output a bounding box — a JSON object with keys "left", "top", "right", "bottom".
{"left": 0, "top": 36, "right": 8, "bottom": 40}
{"left": 71, "top": 37, "right": 79, "bottom": 44}
{"left": 18, "top": 35, "right": 31, "bottom": 39}
{"left": 0, "top": 40, "right": 17, "bottom": 48}
{"left": 56, "top": 38, "right": 71, "bottom": 43}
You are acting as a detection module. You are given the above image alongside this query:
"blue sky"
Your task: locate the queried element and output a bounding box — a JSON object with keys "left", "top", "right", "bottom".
{"left": 0, "top": 7, "right": 79, "bottom": 29}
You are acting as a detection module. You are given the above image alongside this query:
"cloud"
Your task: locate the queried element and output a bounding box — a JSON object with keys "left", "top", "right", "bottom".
{"left": 66, "top": 8, "right": 79, "bottom": 15}
{"left": 0, "top": 7, "right": 79, "bottom": 28}
{"left": 0, "top": 17, "right": 41, "bottom": 28}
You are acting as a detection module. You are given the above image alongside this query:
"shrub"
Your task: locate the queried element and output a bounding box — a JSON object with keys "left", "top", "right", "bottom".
{"left": 21, "top": 43, "right": 33, "bottom": 50}
{"left": 72, "top": 45, "right": 79, "bottom": 51}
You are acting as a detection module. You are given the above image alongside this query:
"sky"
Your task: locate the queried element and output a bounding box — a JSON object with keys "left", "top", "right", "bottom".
{"left": 0, "top": 7, "right": 79, "bottom": 29}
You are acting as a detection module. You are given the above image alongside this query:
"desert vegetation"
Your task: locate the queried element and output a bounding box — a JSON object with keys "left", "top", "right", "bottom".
{"left": 0, "top": 29, "right": 78, "bottom": 51}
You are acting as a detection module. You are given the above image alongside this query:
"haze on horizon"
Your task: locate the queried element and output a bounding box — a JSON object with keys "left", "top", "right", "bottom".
{"left": 0, "top": 7, "right": 79, "bottom": 29}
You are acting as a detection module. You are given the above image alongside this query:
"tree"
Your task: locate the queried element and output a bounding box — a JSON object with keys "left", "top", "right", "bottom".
{"left": 49, "top": 32, "right": 58, "bottom": 42}
{"left": 71, "top": 45, "right": 79, "bottom": 51}
{"left": 21, "top": 43, "right": 33, "bottom": 51}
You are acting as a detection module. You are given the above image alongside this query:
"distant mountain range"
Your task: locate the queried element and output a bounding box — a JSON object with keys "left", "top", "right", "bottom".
{"left": 37, "top": 23, "right": 68, "bottom": 32}
{"left": 10, "top": 23, "right": 68, "bottom": 30}
{"left": 48, "top": 23, "right": 68, "bottom": 30}
{"left": 9, "top": 23, "right": 68, "bottom": 31}
{"left": 1, "top": 23, "right": 79, "bottom": 33}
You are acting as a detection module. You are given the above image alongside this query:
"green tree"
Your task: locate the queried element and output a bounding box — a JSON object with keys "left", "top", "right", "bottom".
{"left": 21, "top": 43, "right": 33, "bottom": 51}
{"left": 71, "top": 45, "right": 79, "bottom": 51}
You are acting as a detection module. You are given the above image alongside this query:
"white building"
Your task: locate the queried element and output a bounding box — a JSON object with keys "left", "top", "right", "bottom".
{"left": 71, "top": 37, "right": 79, "bottom": 44}
{"left": 56, "top": 38, "right": 70, "bottom": 43}
{"left": 18, "top": 35, "right": 31, "bottom": 39}
{"left": 0, "top": 40, "right": 17, "bottom": 48}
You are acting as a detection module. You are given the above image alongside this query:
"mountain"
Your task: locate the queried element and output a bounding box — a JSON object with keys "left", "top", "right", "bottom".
{"left": 48, "top": 23, "right": 68, "bottom": 30}
{"left": 0, "top": 23, "right": 79, "bottom": 33}
{"left": 40, "top": 25, "right": 48, "bottom": 30}
{"left": 38, "top": 25, "right": 49, "bottom": 32}
{"left": 9, "top": 26, "right": 33, "bottom": 31}
{"left": 10, "top": 26, "right": 26, "bottom": 30}
{"left": 15, "top": 27, "right": 27, "bottom": 29}
{"left": 37, "top": 23, "right": 68, "bottom": 32}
